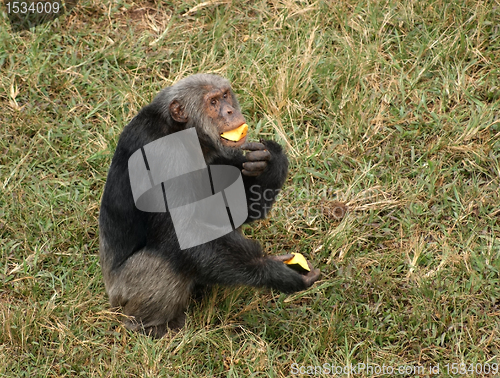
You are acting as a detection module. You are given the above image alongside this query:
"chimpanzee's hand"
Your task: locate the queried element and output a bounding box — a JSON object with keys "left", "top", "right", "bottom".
{"left": 302, "top": 261, "right": 321, "bottom": 288}
{"left": 241, "top": 142, "right": 271, "bottom": 177}
{"left": 270, "top": 254, "right": 295, "bottom": 263}
{"left": 271, "top": 255, "right": 321, "bottom": 289}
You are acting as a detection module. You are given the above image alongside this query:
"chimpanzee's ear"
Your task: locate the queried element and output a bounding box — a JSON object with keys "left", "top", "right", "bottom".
{"left": 169, "top": 100, "right": 188, "bottom": 123}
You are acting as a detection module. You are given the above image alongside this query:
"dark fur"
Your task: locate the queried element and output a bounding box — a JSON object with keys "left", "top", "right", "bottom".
{"left": 99, "top": 74, "right": 313, "bottom": 338}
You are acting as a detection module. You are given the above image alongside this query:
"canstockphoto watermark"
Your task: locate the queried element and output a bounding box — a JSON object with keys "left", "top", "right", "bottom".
{"left": 4, "top": 1, "right": 78, "bottom": 32}
{"left": 290, "top": 362, "right": 499, "bottom": 376}
{"left": 290, "top": 363, "right": 427, "bottom": 376}
{"left": 248, "top": 186, "right": 348, "bottom": 221}
{"left": 128, "top": 129, "right": 248, "bottom": 249}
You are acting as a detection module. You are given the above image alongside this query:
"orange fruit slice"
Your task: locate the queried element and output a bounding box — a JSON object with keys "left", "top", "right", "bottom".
{"left": 220, "top": 123, "right": 248, "bottom": 142}
{"left": 284, "top": 253, "right": 310, "bottom": 272}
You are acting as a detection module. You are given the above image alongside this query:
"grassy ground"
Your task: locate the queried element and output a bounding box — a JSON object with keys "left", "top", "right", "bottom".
{"left": 1, "top": 0, "right": 499, "bottom": 376}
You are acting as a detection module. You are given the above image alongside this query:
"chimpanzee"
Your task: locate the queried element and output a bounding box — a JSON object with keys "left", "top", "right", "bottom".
{"left": 99, "top": 73, "right": 320, "bottom": 338}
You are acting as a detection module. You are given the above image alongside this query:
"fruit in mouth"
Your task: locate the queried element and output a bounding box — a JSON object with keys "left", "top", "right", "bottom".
{"left": 220, "top": 123, "right": 248, "bottom": 142}
{"left": 284, "top": 253, "right": 310, "bottom": 273}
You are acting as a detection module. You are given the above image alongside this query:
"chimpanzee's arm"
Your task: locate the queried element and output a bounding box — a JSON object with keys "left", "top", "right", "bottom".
{"left": 241, "top": 140, "right": 288, "bottom": 222}
{"left": 180, "top": 231, "right": 315, "bottom": 293}
{"left": 212, "top": 140, "right": 288, "bottom": 222}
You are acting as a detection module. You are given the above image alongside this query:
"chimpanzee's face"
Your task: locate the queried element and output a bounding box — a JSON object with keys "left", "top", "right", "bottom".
{"left": 204, "top": 86, "right": 247, "bottom": 148}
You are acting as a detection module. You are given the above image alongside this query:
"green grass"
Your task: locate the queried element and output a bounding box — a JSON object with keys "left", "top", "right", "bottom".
{"left": 1, "top": 0, "right": 499, "bottom": 376}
